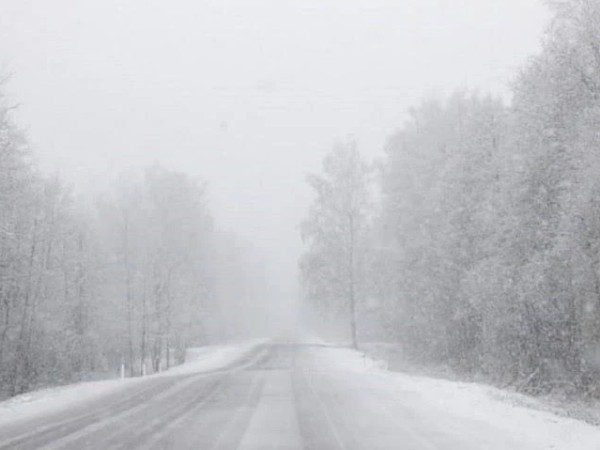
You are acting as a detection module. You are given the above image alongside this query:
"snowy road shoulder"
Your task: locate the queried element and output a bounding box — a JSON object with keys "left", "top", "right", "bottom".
{"left": 0, "top": 339, "right": 266, "bottom": 428}
{"left": 370, "top": 370, "right": 600, "bottom": 449}
{"left": 334, "top": 345, "right": 600, "bottom": 450}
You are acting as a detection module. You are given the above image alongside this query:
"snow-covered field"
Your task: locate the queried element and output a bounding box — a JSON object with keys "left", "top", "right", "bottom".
{"left": 0, "top": 339, "right": 265, "bottom": 427}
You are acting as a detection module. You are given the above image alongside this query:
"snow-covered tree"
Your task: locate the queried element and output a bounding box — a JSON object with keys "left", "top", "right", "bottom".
{"left": 300, "top": 142, "right": 371, "bottom": 348}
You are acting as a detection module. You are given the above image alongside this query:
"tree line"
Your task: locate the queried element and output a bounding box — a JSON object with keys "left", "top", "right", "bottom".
{"left": 0, "top": 83, "right": 261, "bottom": 398}
{"left": 301, "top": 0, "right": 600, "bottom": 396}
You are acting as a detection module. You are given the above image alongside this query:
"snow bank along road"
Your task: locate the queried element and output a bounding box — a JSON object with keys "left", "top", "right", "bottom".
{"left": 0, "top": 341, "right": 599, "bottom": 449}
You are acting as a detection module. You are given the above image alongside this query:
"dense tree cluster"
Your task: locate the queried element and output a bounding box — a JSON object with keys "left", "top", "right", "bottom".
{"left": 0, "top": 86, "right": 260, "bottom": 398}
{"left": 302, "top": 0, "right": 600, "bottom": 395}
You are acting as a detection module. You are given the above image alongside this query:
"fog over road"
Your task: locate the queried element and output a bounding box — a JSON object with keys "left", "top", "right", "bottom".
{"left": 0, "top": 342, "right": 536, "bottom": 450}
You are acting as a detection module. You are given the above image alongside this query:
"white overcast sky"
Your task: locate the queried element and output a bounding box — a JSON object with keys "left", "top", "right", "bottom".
{"left": 0, "top": 0, "right": 550, "bottom": 308}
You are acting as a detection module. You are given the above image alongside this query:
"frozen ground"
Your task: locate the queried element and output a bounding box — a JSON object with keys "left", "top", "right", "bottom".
{"left": 0, "top": 340, "right": 599, "bottom": 449}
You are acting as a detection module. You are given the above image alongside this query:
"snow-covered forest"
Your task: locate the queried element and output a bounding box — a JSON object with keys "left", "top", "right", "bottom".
{"left": 301, "top": 0, "right": 600, "bottom": 396}
{"left": 0, "top": 87, "right": 267, "bottom": 397}
{"left": 9, "top": 0, "right": 600, "bottom": 448}
{"left": 3, "top": 0, "right": 600, "bottom": 409}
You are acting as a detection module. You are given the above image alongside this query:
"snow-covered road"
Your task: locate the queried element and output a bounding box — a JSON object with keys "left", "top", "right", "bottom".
{"left": 0, "top": 341, "right": 599, "bottom": 449}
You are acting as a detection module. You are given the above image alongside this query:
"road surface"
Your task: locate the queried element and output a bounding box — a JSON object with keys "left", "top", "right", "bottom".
{"left": 0, "top": 342, "right": 543, "bottom": 449}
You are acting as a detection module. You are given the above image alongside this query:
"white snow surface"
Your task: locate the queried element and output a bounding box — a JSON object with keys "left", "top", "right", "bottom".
{"left": 321, "top": 345, "right": 600, "bottom": 450}
{"left": 0, "top": 339, "right": 265, "bottom": 427}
